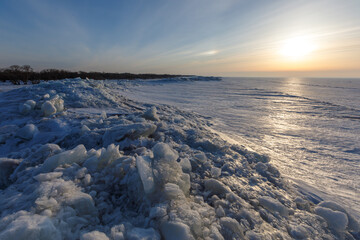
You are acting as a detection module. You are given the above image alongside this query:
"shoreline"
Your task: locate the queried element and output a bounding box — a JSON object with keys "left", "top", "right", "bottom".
{"left": 0, "top": 78, "right": 359, "bottom": 239}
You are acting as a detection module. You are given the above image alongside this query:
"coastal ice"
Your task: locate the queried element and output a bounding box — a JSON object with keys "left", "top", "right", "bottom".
{"left": 0, "top": 77, "right": 359, "bottom": 240}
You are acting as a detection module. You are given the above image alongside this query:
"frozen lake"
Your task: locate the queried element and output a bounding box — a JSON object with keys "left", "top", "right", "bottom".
{"left": 120, "top": 77, "right": 360, "bottom": 217}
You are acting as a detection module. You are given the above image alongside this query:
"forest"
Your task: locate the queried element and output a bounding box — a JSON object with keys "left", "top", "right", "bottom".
{"left": 0, "top": 65, "right": 183, "bottom": 84}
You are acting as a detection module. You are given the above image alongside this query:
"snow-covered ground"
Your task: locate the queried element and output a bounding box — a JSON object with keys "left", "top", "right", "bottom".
{"left": 0, "top": 78, "right": 359, "bottom": 239}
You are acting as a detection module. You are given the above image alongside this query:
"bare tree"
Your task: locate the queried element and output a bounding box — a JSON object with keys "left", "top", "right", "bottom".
{"left": 21, "top": 65, "right": 33, "bottom": 84}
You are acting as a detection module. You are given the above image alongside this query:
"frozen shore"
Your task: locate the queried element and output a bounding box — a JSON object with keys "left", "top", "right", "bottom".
{"left": 0, "top": 78, "right": 359, "bottom": 240}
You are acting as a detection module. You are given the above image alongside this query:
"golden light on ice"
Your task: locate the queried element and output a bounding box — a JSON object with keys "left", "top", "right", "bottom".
{"left": 280, "top": 36, "right": 316, "bottom": 59}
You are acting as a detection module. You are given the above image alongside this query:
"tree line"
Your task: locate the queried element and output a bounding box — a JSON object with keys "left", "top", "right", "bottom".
{"left": 0, "top": 65, "right": 183, "bottom": 85}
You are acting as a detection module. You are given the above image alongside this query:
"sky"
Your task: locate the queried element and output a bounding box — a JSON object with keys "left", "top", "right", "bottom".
{"left": 1, "top": 0, "right": 360, "bottom": 77}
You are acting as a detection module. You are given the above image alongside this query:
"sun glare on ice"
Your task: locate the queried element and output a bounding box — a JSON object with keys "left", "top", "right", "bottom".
{"left": 280, "top": 36, "right": 316, "bottom": 59}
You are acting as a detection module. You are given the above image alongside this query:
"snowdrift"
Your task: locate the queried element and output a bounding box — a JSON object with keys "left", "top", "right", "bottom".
{"left": 0, "top": 78, "right": 359, "bottom": 240}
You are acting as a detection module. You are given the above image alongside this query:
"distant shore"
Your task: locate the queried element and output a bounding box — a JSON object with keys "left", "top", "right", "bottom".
{"left": 0, "top": 65, "right": 186, "bottom": 85}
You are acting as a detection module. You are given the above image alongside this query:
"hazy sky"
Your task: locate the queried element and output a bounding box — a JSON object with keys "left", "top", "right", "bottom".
{"left": 1, "top": 0, "right": 360, "bottom": 77}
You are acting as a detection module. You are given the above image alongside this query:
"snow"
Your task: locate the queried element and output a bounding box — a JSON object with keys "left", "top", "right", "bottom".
{"left": 0, "top": 77, "right": 359, "bottom": 240}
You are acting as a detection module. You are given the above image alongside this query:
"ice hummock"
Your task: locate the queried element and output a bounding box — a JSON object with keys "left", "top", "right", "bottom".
{"left": 0, "top": 78, "right": 359, "bottom": 240}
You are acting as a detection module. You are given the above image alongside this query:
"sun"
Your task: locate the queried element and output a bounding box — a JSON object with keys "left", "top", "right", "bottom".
{"left": 280, "top": 36, "right": 316, "bottom": 59}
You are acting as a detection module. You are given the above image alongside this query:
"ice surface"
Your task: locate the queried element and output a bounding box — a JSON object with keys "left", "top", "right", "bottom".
{"left": 0, "top": 78, "right": 358, "bottom": 240}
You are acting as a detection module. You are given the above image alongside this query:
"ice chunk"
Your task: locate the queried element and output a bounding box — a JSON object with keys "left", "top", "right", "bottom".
{"left": 43, "top": 93, "right": 50, "bottom": 99}
{"left": 80, "top": 231, "right": 109, "bottom": 240}
{"left": 13, "top": 144, "right": 61, "bottom": 177}
{"left": 258, "top": 196, "right": 289, "bottom": 217}
{"left": 0, "top": 158, "right": 20, "bottom": 188}
{"left": 0, "top": 212, "right": 61, "bottom": 240}
{"left": 41, "top": 145, "right": 87, "bottom": 172}
{"left": 178, "top": 173, "right": 190, "bottom": 195}
{"left": 102, "top": 123, "right": 157, "bottom": 147}
{"left": 160, "top": 221, "right": 194, "bottom": 240}
{"left": 216, "top": 206, "right": 226, "bottom": 218}
{"left": 98, "top": 144, "right": 121, "bottom": 169}
{"left": 83, "top": 156, "right": 99, "bottom": 172}
{"left": 142, "top": 106, "right": 160, "bottom": 121}
{"left": 101, "top": 111, "right": 107, "bottom": 119}
{"left": 19, "top": 103, "right": 32, "bottom": 114}
{"left": 83, "top": 174, "right": 91, "bottom": 186}
{"left": 152, "top": 143, "right": 184, "bottom": 189}
{"left": 136, "top": 156, "right": 155, "bottom": 194}
{"left": 152, "top": 142, "right": 179, "bottom": 162}
{"left": 164, "top": 183, "right": 185, "bottom": 200}
{"left": 16, "top": 124, "right": 38, "bottom": 140}
{"left": 81, "top": 125, "right": 90, "bottom": 134}
{"left": 194, "top": 152, "right": 207, "bottom": 163}
{"left": 211, "top": 167, "right": 221, "bottom": 178}
{"left": 318, "top": 201, "right": 359, "bottom": 232}
{"left": 52, "top": 97, "right": 64, "bottom": 112}
{"left": 35, "top": 197, "right": 58, "bottom": 212}
{"left": 41, "top": 101, "right": 57, "bottom": 117}
{"left": 19, "top": 100, "right": 36, "bottom": 114}
{"left": 204, "top": 179, "right": 231, "bottom": 196}
{"left": 288, "top": 225, "right": 308, "bottom": 239}
{"left": 220, "top": 217, "right": 244, "bottom": 239}
{"left": 111, "top": 225, "right": 125, "bottom": 240}
{"left": 255, "top": 162, "right": 267, "bottom": 173}
{"left": 76, "top": 167, "right": 87, "bottom": 179}
{"left": 179, "top": 158, "right": 192, "bottom": 173}
{"left": 315, "top": 206, "right": 348, "bottom": 231}
{"left": 65, "top": 192, "right": 97, "bottom": 217}
{"left": 25, "top": 100, "right": 36, "bottom": 109}
{"left": 149, "top": 205, "right": 167, "bottom": 219}
{"left": 127, "top": 227, "right": 160, "bottom": 240}
{"left": 33, "top": 172, "right": 63, "bottom": 182}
